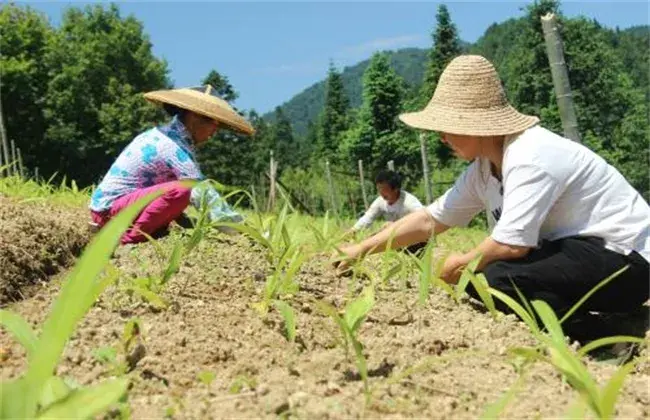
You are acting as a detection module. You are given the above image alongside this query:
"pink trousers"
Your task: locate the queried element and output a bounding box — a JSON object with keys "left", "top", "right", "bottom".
{"left": 91, "top": 181, "right": 192, "bottom": 244}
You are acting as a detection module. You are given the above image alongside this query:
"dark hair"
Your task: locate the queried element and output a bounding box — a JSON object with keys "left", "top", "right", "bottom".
{"left": 375, "top": 170, "right": 402, "bottom": 190}
{"left": 163, "top": 103, "right": 187, "bottom": 120}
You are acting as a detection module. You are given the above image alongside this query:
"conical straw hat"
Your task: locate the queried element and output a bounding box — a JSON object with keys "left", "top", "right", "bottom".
{"left": 399, "top": 55, "right": 539, "bottom": 136}
{"left": 144, "top": 85, "right": 255, "bottom": 135}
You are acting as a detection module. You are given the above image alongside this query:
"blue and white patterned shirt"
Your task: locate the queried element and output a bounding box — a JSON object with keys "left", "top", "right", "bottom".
{"left": 89, "top": 116, "right": 241, "bottom": 222}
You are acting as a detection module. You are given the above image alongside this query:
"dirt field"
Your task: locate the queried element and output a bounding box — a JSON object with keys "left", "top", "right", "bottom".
{"left": 1, "top": 222, "right": 648, "bottom": 419}
{"left": 0, "top": 197, "right": 89, "bottom": 304}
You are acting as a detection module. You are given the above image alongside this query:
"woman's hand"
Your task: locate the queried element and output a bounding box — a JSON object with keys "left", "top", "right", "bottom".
{"left": 331, "top": 243, "right": 364, "bottom": 276}
{"left": 440, "top": 253, "right": 467, "bottom": 284}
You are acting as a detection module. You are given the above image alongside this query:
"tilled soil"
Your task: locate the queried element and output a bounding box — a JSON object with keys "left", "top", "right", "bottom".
{"left": 0, "top": 197, "right": 90, "bottom": 304}
{"left": 1, "top": 231, "right": 648, "bottom": 419}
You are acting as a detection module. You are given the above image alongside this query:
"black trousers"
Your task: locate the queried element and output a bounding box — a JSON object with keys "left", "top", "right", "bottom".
{"left": 468, "top": 236, "right": 649, "bottom": 341}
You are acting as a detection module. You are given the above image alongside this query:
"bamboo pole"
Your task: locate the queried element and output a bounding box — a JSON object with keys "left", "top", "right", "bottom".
{"left": 325, "top": 160, "right": 337, "bottom": 216}
{"left": 10, "top": 139, "right": 17, "bottom": 176}
{"left": 0, "top": 96, "right": 10, "bottom": 177}
{"left": 17, "top": 147, "right": 24, "bottom": 179}
{"left": 267, "top": 151, "right": 276, "bottom": 212}
{"left": 541, "top": 13, "right": 581, "bottom": 143}
{"left": 358, "top": 159, "right": 369, "bottom": 209}
{"left": 420, "top": 132, "right": 433, "bottom": 204}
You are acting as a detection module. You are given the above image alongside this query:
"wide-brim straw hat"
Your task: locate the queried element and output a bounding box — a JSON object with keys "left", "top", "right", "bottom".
{"left": 399, "top": 55, "right": 539, "bottom": 136}
{"left": 144, "top": 85, "right": 255, "bottom": 135}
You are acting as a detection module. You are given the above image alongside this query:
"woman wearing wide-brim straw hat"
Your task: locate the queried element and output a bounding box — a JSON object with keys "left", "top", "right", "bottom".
{"left": 335, "top": 55, "right": 650, "bottom": 342}
{"left": 89, "top": 85, "right": 254, "bottom": 244}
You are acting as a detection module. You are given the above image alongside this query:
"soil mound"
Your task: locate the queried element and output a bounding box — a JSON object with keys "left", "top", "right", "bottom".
{"left": 0, "top": 197, "right": 90, "bottom": 304}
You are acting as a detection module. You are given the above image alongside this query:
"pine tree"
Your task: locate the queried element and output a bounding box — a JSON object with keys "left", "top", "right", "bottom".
{"left": 339, "top": 53, "right": 406, "bottom": 170}
{"left": 418, "top": 4, "right": 462, "bottom": 165}
{"left": 196, "top": 70, "right": 256, "bottom": 187}
{"left": 270, "top": 106, "right": 296, "bottom": 169}
{"left": 317, "top": 62, "right": 349, "bottom": 160}
{"left": 420, "top": 4, "right": 462, "bottom": 107}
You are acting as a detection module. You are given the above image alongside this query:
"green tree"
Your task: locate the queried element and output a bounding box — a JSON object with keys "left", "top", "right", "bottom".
{"left": 420, "top": 4, "right": 462, "bottom": 107}
{"left": 0, "top": 5, "right": 54, "bottom": 172}
{"left": 269, "top": 106, "right": 297, "bottom": 170}
{"left": 416, "top": 4, "right": 463, "bottom": 165}
{"left": 43, "top": 4, "right": 169, "bottom": 185}
{"left": 339, "top": 53, "right": 408, "bottom": 172}
{"left": 317, "top": 62, "right": 349, "bottom": 160}
{"left": 196, "top": 70, "right": 257, "bottom": 187}
{"left": 475, "top": 0, "right": 648, "bottom": 196}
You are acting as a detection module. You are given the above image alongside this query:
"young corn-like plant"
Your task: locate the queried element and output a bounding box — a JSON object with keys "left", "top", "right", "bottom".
{"left": 0, "top": 189, "right": 165, "bottom": 418}
{"left": 484, "top": 267, "right": 644, "bottom": 419}
{"left": 215, "top": 202, "right": 293, "bottom": 266}
{"left": 407, "top": 240, "right": 451, "bottom": 306}
{"left": 318, "top": 286, "right": 375, "bottom": 401}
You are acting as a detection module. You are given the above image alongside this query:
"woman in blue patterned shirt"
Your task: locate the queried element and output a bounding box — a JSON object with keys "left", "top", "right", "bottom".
{"left": 89, "top": 85, "right": 254, "bottom": 244}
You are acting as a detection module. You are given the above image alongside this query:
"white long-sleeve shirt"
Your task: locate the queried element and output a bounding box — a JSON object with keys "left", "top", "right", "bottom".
{"left": 427, "top": 125, "right": 650, "bottom": 262}
{"left": 354, "top": 191, "right": 424, "bottom": 230}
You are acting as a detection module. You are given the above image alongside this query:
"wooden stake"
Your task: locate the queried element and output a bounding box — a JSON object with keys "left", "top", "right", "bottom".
{"left": 267, "top": 151, "right": 277, "bottom": 212}
{"left": 541, "top": 13, "right": 581, "bottom": 143}
{"left": 0, "top": 96, "right": 10, "bottom": 177}
{"left": 420, "top": 132, "right": 433, "bottom": 204}
{"left": 325, "top": 160, "right": 337, "bottom": 215}
{"left": 17, "top": 147, "right": 24, "bottom": 179}
{"left": 358, "top": 159, "right": 369, "bottom": 209}
{"left": 10, "top": 139, "right": 17, "bottom": 177}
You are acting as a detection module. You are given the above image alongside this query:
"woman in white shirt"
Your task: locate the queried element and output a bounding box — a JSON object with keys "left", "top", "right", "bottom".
{"left": 335, "top": 55, "right": 649, "bottom": 341}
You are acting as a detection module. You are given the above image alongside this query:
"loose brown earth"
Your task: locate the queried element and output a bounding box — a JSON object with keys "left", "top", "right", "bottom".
{"left": 1, "top": 224, "right": 648, "bottom": 419}
{"left": 0, "top": 197, "right": 89, "bottom": 304}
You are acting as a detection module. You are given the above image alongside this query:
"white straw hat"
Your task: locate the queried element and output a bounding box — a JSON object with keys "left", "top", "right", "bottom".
{"left": 399, "top": 55, "right": 539, "bottom": 136}
{"left": 144, "top": 85, "right": 255, "bottom": 135}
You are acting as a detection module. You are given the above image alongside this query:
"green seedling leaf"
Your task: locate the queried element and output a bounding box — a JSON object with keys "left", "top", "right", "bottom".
{"left": 161, "top": 239, "right": 184, "bottom": 285}
{"left": 531, "top": 300, "right": 566, "bottom": 344}
{"left": 351, "top": 336, "right": 370, "bottom": 400}
{"left": 511, "top": 281, "right": 539, "bottom": 333}
{"left": 600, "top": 360, "right": 638, "bottom": 419}
{"left": 317, "top": 301, "right": 351, "bottom": 351}
{"left": 214, "top": 221, "right": 272, "bottom": 250}
{"left": 122, "top": 318, "right": 142, "bottom": 353}
{"left": 416, "top": 241, "right": 435, "bottom": 306}
{"left": 564, "top": 398, "right": 587, "bottom": 419}
{"left": 0, "top": 310, "right": 37, "bottom": 360}
{"left": 577, "top": 336, "right": 645, "bottom": 358}
{"left": 197, "top": 371, "right": 217, "bottom": 386}
{"left": 126, "top": 285, "right": 168, "bottom": 309}
{"left": 37, "top": 377, "right": 129, "bottom": 419}
{"left": 468, "top": 272, "right": 498, "bottom": 319}
{"left": 344, "top": 287, "right": 375, "bottom": 334}
{"left": 508, "top": 347, "right": 546, "bottom": 363}
{"left": 38, "top": 376, "right": 71, "bottom": 412}
{"left": 92, "top": 346, "right": 118, "bottom": 365}
{"left": 1, "top": 378, "right": 29, "bottom": 418}
{"left": 456, "top": 254, "right": 482, "bottom": 301}
{"left": 480, "top": 370, "right": 527, "bottom": 419}
{"left": 23, "top": 188, "right": 167, "bottom": 417}
{"left": 559, "top": 265, "right": 629, "bottom": 325}
{"left": 228, "top": 375, "right": 257, "bottom": 394}
{"left": 532, "top": 301, "right": 600, "bottom": 413}
{"left": 489, "top": 288, "right": 539, "bottom": 334}
{"left": 273, "top": 300, "right": 297, "bottom": 342}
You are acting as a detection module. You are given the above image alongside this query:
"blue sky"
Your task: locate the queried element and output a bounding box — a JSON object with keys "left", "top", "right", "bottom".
{"left": 22, "top": 1, "right": 650, "bottom": 113}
